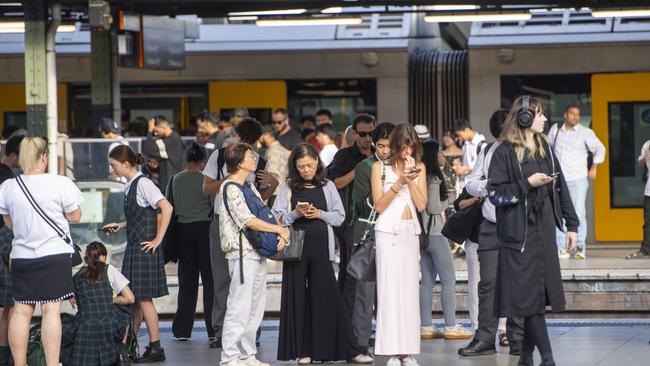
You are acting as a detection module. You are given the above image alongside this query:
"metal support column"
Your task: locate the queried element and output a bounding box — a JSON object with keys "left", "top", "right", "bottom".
{"left": 111, "top": 30, "right": 122, "bottom": 126}
{"left": 24, "top": 0, "right": 47, "bottom": 136}
{"left": 91, "top": 29, "right": 113, "bottom": 132}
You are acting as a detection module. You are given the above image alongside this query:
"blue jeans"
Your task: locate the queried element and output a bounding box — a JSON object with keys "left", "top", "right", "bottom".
{"left": 419, "top": 234, "right": 457, "bottom": 327}
{"left": 555, "top": 177, "right": 588, "bottom": 252}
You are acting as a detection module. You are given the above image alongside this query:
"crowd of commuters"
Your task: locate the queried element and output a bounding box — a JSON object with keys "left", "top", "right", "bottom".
{"left": 0, "top": 98, "right": 634, "bottom": 366}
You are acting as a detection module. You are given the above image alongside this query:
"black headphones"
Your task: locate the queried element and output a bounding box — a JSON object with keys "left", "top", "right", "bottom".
{"left": 517, "top": 95, "right": 534, "bottom": 128}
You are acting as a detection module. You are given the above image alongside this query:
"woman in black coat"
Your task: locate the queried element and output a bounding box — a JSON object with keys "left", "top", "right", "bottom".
{"left": 487, "top": 96, "right": 579, "bottom": 366}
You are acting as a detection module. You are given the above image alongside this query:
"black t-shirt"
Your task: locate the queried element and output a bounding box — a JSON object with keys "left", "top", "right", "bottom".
{"left": 290, "top": 186, "right": 328, "bottom": 232}
{"left": 0, "top": 164, "right": 15, "bottom": 229}
{"left": 278, "top": 128, "right": 302, "bottom": 151}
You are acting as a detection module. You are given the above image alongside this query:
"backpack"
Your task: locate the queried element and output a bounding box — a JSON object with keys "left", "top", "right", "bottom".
{"left": 222, "top": 181, "right": 278, "bottom": 264}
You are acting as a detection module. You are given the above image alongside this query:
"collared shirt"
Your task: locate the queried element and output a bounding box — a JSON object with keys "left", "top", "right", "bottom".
{"left": 548, "top": 123, "right": 606, "bottom": 182}
{"left": 264, "top": 141, "right": 291, "bottom": 194}
{"left": 466, "top": 141, "right": 500, "bottom": 223}
{"left": 462, "top": 133, "right": 486, "bottom": 171}
{"left": 124, "top": 172, "right": 165, "bottom": 209}
{"left": 217, "top": 180, "right": 261, "bottom": 260}
{"left": 327, "top": 143, "right": 374, "bottom": 222}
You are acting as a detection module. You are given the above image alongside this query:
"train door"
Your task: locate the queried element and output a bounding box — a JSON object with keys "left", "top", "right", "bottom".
{"left": 208, "top": 80, "right": 287, "bottom": 123}
{"left": 592, "top": 72, "right": 650, "bottom": 242}
{"left": 0, "top": 83, "right": 68, "bottom": 133}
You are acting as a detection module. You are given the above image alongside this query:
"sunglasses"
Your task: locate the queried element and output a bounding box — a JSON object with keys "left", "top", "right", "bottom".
{"left": 355, "top": 130, "right": 374, "bottom": 138}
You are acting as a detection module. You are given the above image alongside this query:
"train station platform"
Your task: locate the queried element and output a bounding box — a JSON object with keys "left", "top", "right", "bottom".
{"left": 144, "top": 318, "right": 650, "bottom": 365}
{"left": 153, "top": 247, "right": 650, "bottom": 316}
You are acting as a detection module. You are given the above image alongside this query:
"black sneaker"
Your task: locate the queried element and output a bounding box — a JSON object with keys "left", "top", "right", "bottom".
{"left": 134, "top": 346, "right": 165, "bottom": 363}
{"left": 209, "top": 338, "right": 222, "bottom": 349}
{"left": 117, "top": 352, "right": 132, "bottom": 366}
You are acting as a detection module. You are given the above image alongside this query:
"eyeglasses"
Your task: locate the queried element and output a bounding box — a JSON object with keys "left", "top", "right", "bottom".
{"left": 355, "top": 130, "right": 374, "bottom": 138}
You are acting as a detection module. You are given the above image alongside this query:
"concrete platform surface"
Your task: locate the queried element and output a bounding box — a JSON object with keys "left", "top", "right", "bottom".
{"left": 144, "top": 318, "right": 650, "bottom": 366}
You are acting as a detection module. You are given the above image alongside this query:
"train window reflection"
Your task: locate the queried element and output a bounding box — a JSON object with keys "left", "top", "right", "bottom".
{"left": 608, "top": 102, "right": 650, "bottom": 208}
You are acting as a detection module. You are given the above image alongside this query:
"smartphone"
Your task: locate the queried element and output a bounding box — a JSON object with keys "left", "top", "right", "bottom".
{"left": 410, "top": 167, "right": 422, "bottom": 174}
{"left": 296, "top": 201, "right": 310, "bottom": 209}
{"left": 549, "top": 172, "right": 560, "bottom": 178}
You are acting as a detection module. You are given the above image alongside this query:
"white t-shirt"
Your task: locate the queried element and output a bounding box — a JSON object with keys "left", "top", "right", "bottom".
{"left": 319, "top": 144, "right": 339, "bottom": 167}
{"left": 107, "top": 264, "right": 130, "bottom": 297}
{"left": 124, "top": 172, "right": 165, "bottom": 209}
{"left": 0, "top": 175, "right": 83, "bottom": 259}
{"left": 639, "top": 141, "right": 650, "bottom": 196}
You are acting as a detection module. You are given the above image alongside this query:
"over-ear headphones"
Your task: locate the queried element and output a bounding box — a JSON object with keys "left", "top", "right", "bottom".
{"left": 517, "top": 95, "right": 534, "bottom": 128}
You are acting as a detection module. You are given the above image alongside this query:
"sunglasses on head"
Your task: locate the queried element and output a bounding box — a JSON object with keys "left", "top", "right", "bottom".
{"left": 355, "top": 130, "right": 374, "bottom": 138}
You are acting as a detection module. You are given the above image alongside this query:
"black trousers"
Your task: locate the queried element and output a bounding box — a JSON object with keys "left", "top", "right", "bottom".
{"left": 642, "top": 196, "right": 650, "bottom": 254}
{"left": 172, "top": 221, "right": 215, "bottom": 338}
{"left": 475, "top": 249, "right": 524, "bottom": 343}
{"left": 335, "top": 226, "right": 354, "bottom": 293}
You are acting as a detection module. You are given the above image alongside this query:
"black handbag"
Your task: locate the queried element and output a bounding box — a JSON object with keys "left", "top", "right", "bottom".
{"left": 269, "top": 187, "right": 305, "bottom": 261}
{"left": 161, "top": 175, "right": 179, "bottom": 264}
{"left": 347, "top": 206, "right": 377, "bottom": 281}
{"left": 417, "top": 212, "right": 433, "bottom": 251}
{"left": 441, "top": 187, "right": 482, "bottom": 244}
{"left": 15, "top": 175, "right": 82, "bottom": 267}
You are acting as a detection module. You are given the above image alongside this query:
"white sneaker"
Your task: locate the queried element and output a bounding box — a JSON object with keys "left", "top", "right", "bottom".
{"left": 240, "top": 357, "right": 269, "bottom": 366}
{"left": 298, "top": 357, "right": 312, "bottom": 365}
{"left": 220, "top": 358, "right": 242, "bottom": 366}
{"left": 350, "top": 354, "right": 373, "bottom": 364}
{"left": 387, "top": 357, "right": 401, "bottom": 366}
{"left": 401, "top": 357, "right": 420, "bottom": 366}
{"left": 558, "top": 250, "right": 570, "bottom": 259}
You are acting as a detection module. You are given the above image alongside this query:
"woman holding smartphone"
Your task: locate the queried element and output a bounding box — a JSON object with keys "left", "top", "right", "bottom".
{"left": 103, "top": 145, "right": 173, "bottom": 363}
{"left": 371, "top": 124, "right": 428, "bottom": 366}
{"left": 272, "top": 144, "right": 371, "bottom": 365}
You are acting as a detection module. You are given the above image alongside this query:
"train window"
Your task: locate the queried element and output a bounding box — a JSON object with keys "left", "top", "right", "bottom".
{"left": 3, "top": 112, "right": 27, "bottom": 132}
{"left": 287, "top": 79, "right": 377, "bottom": 132}
{"left": 608, "top": 102, "right": 650, "bottom": 208}
{"left": 501, "top": 74, "right": 591, "bottom": 128}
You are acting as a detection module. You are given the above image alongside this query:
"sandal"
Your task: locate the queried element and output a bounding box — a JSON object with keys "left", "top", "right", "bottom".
{"left": 499, "top": 332, "right": 509, "bottom": 347}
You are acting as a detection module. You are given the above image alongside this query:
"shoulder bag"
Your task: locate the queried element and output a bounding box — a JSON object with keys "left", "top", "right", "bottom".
{"left": 270, "top": 187, "right": 305, "bottom": 262}
{"left": 15, "top": 175, "right": 82, "bottom": 267}
{"left": 161, "top": 174, "right": 179, "bottom": 264}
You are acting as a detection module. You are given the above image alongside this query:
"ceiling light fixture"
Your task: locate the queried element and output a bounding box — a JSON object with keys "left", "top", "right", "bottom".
{"left": 228, "top": 9, "right": 306, "bottom": 17}
{"left": 591, "top": 8, "right": 650, "bottom": 18}
{"left": 430, "top": 5, "right": 479, "bottom": 11}
{"left": 424, "top": 12, "right": 532, "bottom": 23}
{"left": 256, "top": 17, "right": 363, "bottom": 26}
{"left": 0, "top": 22, "right": 76, "bottom": 33}
{"left": 321, "top": 7, "right": 343, "bottom": 14}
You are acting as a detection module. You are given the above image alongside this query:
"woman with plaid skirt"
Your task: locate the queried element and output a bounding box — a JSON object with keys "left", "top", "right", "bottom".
{"left": 103, "top": 145, "right": 173, "bottom": 363}
{"left": 72, "top": 242, "right": 135, "bottom": 366}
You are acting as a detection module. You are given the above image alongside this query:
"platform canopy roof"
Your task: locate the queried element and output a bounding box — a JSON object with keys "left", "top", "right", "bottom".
{"left": 2, "top": 0, "right": 649, "bottom": 20}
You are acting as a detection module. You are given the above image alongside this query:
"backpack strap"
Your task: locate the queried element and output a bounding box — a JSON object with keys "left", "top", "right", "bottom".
{"left": 222, "top": 181, "right": 246, "bottom": 284}
{"left": 216, "top": 148, "right": 226, "bottom": 180}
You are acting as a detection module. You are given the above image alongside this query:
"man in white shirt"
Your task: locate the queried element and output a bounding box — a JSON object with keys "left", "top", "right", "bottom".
{"left": 316, "top": 123, "right": 339, "bottom": 167}
{"left": 548, "top": 105, "right": 606, "bottom": 259}
{"left": 453, "top": 119, "right": 486, "bottom": 188}
{"left": 627, "top": 140, "right": 650, "bottom": 259}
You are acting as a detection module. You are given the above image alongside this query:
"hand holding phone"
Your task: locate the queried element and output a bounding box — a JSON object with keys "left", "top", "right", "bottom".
{"left": 548, "top": 172, "right": 560, "bottom": 178}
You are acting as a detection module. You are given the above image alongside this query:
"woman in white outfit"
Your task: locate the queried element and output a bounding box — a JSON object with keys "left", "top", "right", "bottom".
{"left": 371, "top": 124, "right": 428, "bottom": 366}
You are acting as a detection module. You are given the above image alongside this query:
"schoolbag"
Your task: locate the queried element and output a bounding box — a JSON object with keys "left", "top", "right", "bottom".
{"left": 222, "top": 181, "right": 278, "bottom": 282}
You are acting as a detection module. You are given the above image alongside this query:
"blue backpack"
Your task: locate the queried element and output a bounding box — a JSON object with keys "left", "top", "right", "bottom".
{"left": 222, "top": 181, "right": 279, "bottom": 262}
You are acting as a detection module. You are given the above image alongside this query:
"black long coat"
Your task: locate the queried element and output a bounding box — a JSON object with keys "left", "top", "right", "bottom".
{"left": 488, "top": 142, "right": 578, "bottom": 317}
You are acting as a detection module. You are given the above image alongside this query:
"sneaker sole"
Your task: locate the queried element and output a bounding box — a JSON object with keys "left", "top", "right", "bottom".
{"left": 444, "top": 334, "right": 474, "bottom": 340}
{"left": 458, "top": 349, "right": 497, "bottom": 357}
{"left": 421, "top": 334, "right": 444, "bottom": 340}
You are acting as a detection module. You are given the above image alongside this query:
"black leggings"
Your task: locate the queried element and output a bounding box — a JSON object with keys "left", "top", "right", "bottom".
{"left": 522, "top": 314, "right": 552, "bottom": 359}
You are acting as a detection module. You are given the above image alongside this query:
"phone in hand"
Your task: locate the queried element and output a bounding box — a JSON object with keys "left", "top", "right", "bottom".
{"left": 548, "top": 172, "right": 560, "bottom": 178}
{"left": 296, "top": 201, "right": 310, "bottom": 210}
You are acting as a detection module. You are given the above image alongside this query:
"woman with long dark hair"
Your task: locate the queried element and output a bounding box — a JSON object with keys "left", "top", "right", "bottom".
{"left": 272, "top": 144, "right": 371, "bottom": 365}
{"left": 103, "top": 145, "right": 173, "bottom": 363}
{"left": 488, "top": 96, "right": 578, "bottom": 366}
{"left": 169, "top": 143, "right": 215, "bottom": 342}
{"left": 72, "top": 242, "right": 135, "bottom": 366}
{"left": 419, "top": 140, "right": 473, "bottom": 341}
{"left": 371, "top": 124, "right": 428, "bottom": 366}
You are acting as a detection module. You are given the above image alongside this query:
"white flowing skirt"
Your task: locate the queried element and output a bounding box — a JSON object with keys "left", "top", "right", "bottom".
{"left": 374, "top": 220, "right": 421, "bottom": 356}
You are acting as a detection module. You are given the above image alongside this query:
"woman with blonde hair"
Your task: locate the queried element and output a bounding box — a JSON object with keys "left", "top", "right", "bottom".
{"left": 371, "top": 124, "right": 427, "bottom": 366}
{"left": 488, "top": 96, "right": 578, "bottom": 366}
{"left": 0, "top": 137, "right": 83, "bottom": 366}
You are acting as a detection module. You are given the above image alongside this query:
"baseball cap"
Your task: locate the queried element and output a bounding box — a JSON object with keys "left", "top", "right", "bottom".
{"left": 414, "top": 124, "right": 431, "bottom": 141}
{"left": 100, "top": 117, "right": 121, "bottom": 134}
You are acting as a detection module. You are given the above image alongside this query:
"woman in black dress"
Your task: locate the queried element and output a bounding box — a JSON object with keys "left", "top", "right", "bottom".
{"left": 488, "top": 96, "right": 579, "bottom": 366}
{"left": 272, "top": 144, "right": 371, "bottom": 365}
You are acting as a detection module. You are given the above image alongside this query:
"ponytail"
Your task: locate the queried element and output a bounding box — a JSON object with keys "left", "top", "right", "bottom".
{"left": 78, "top": 241, "right": 108, "bottom": 286}
{"left": 108, "top": 145, "right": 144, "bottom": 167}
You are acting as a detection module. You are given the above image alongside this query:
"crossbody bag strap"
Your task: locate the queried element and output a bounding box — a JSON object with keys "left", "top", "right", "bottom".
{"left": 222, "top": 181, "right": 246, "bottom": 284}
{"left": 15, "top": 175, "right": 71, "bottom": 244}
